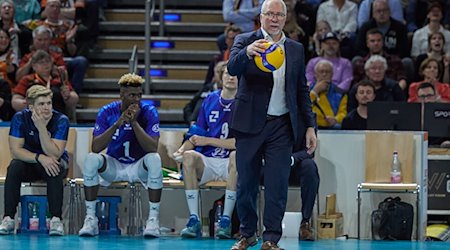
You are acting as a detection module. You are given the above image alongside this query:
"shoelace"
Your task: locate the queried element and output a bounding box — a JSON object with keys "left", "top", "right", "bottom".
{"left": 186, "top": 216, "right": 198, "bottom": 227}
{"left": 219, "top": 216, "right": 230, "bottom": 228}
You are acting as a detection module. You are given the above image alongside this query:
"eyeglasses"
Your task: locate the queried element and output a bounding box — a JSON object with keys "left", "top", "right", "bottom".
{"left": 262, "top": 12, "right": 286, "bottom": 19}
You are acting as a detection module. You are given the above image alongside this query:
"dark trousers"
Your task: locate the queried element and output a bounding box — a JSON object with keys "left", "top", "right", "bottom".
{"left": 3, "top": 159, "right": 67, "bottom": 218}
{"left": 290, "top": 158, "right": 320, "bottom": 221}
{"left": 235, "top": 116, "right": 293, "bottom": 243}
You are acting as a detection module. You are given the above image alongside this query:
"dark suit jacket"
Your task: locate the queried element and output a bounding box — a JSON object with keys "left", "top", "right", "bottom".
{"left": 227, "top": 29, "right": 314, "bottom": 142}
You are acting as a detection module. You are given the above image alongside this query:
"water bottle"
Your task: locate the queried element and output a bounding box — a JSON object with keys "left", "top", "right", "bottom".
{"left": 214, "top": 201, "right": 223, "bottom": 239}
{"left": 97, "top": 201, "right": 109, "bottom": 230}
{"left": 46, "top": 207, "right": 51, "bottom": 230}
{"left": 29, "top": 202, "right": 39, "bottom": 230}
{"left": 390, "top": 151, "right": 402, "bottom": 183}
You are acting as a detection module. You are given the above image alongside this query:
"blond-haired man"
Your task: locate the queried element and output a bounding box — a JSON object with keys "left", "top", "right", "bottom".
{"left": 0, "top": 85, "right": 70, "bottom": 236}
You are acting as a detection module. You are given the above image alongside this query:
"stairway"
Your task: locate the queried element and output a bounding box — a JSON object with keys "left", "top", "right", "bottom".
{"left": 77, "top": 0, "right": 225, "bottom": 125}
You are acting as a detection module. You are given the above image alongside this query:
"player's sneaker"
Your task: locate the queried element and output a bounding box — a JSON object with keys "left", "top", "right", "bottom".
{"left": 0, "top": 216, "right": 15, "bottom": 235}
{"left": 215, "top": 215, "right": 232, "bottom": 239}
{"left": 49, "top": 217, "right": 64, "bottom": 236}
{"left": 180, "top": 214, "right": 201, "bottom": 238}
{"left": 143, "top": 217, "right": 160, "bottom": 238}
{"left": 78, "top": 215, "right": 99, "bottom": 237}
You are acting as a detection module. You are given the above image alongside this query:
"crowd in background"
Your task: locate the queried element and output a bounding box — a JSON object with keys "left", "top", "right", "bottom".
{"left": 0, "top": 0, "right": 103, "bottom": 121}
{"left": 205, "top": 0, "right": 449, "bottom": 135}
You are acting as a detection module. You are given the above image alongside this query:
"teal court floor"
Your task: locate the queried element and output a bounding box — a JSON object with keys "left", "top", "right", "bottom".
{"left": 0, "top": 235, "right": 448, "bottom": 250}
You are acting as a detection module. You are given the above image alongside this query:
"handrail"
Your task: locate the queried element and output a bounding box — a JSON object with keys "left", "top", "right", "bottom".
{"left": 128, "top": 45, "right": 138, "bottom": 74}
{"left": 144, "top": 0, "right": 155, "bottom": 94}
{"left": 159, "top": 0, "right": 165, "bottom": 37}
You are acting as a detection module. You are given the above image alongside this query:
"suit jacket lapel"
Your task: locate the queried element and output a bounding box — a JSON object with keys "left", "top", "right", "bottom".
{"left": 284, "top": 39, "right": 294, "bottom": 91}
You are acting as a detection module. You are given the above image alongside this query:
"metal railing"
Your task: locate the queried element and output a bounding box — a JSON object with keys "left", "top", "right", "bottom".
{"left": 144, "top": 0, "right": 156, "bottom": 94}
{"left": 128, "top": 45, "right": 138, "bottom": 74}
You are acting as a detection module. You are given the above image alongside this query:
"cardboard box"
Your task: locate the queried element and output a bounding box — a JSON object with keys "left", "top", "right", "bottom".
{"left": 317, "top": 213, "right": 343, "bottom": 239}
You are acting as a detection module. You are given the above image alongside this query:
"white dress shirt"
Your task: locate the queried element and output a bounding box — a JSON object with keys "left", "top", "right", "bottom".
{"left": 261, "top": 28, "right": 289, "bottom": 116}
{"left": 316, "top": 0, "right": 358, "bottom": 34}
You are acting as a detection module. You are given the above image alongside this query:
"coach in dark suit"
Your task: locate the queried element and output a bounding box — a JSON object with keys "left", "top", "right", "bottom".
{"left": 227, "top": 0, "right": 316, "bottom": 249}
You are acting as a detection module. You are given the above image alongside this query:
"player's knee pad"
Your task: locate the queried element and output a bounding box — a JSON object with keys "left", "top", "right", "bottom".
{"left": 144, "top": 153, "right": 163, "bottom": 189}
{"left": 83, "top": 153, "right": 103, "bottom": 187}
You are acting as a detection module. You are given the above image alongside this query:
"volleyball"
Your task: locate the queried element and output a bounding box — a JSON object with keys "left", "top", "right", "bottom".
{"left": 254, "top": 42, "right": 285, "bottom": 72}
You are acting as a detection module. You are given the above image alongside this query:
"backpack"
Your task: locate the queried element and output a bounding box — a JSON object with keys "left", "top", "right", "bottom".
{"left": 208, "top": 194, "right": 240, "bottom": 237}
{"left": 371, "top": 196, "right": 414, "bottom": 240}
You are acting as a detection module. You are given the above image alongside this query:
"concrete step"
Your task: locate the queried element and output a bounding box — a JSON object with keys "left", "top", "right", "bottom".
{"left": 108, "top": 0, "right": 222, "bottom": 9}
{"left": 99, "top": 21, "right": 226, "bottom": 36}
{"left": 105, "top": 9, "right": 224, "bottom": 23}
{"left": 86, "top": 64, "right": 208, "bottom": 80}
{"left": 83, "top": 78, "right": 203, "bottom": 92}
{"left": 76, "top": 108, "right": 184, "bottom": 124}
{"left": 79, "top": 94, "right": 190, "bottom": 109}
{"left": 88, "top": 48, "right": 218, "bottom": 63}
{"left": 76, "top": 93, "right": 191, "bottom": 124}
{"left": 97, "top": 36, "right": 218, "bottom": 50}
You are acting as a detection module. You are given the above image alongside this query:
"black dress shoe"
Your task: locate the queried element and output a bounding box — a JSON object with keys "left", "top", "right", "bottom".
{"left": 230, "top": 234, "right": 257, "bottom": 250}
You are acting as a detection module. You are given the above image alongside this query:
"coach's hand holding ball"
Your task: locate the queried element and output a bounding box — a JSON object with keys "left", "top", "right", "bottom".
{"left": 247, "top": 39, "right": 285, "bottom": 72}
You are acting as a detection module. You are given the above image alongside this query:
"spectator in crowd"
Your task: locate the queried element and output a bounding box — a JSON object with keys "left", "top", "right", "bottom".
{"left": 284, "top": 0, "right": 309, "bottom": 59}
{"left": 414, "top": 82, "right": 450, "bottom": 147}
{"left": 43, "top": 0, "right": 100, "bottom": 56}
{"left": 309, "top": 60, "right": 347, "bottom": 129}
{"left": 0, "top": 28, "right": 16, "bottom": 89}
{"left": 183, "top": 61, "right": 227, "bottom": 126}
{"left": 356, "top": 0, "right": 409, "bottom": 58}
{"left": 306, "top": 31, "right": 353, "bottom": 92}
{"left": 205, "top": 25, "right": 241, "bottom": 86}
{"left": 405, "top": 0, "right": 450, "bottom": 34}
{"left": 414, "top": 32, "right": 450, "bottom": 83}
{"left": 220, "top": 0, "right": 263, "bottom": 53}
{"left": 353, "top": 28, "right": 408, "bottom": 89}
{"left": 310, "top": 20, "right": 332, "bottom": 58}
{"left": 0, "top": 0, "right": 32, "bottom": 58}
{"left": 293, "top": 0, "right": 317, "bottom": 47}
{"left": 30, "top": 0, "right": 88, "bottom": 94}
{"left": 16, "top": 26, "right": 66, "bottom": 83}
{"left": 411, "top": 1, "right": 450, "bottom": 58}
{"left": 223, "top": 0, "right": 263, "bottom": 33}
{"left": 408, "top": 57, "right": 450, "bottom": 102}
{"left": 415, "top": 81, "right": 440, "bottom": 103}
{"left": 342, "top": 80, "right": 376, "bottom": 130}
{"left": 0, "top": 85, "right": 69, "bottom": 236}
{"left": 316, "top": 0, "right": 358, "bottom": 59}
{"left": 357, "top": 0, "right": 404, "bottom": 28}
{"left": 78, "top": 73, "right": 163, "bottom": 237}
{"left": 347, "top": 55, "right": 405, "bottom": 111}
{"left": 12, "top": 0, "right": 41, "bottom": 24}
{"left": 175, "top": 62, "right": 238, "bottom": 239}
{"left": 12, "top": 50, "right": 79, "bottom": 116}
{"left": 0, "top": 77, "right": 12, "bottom": 121}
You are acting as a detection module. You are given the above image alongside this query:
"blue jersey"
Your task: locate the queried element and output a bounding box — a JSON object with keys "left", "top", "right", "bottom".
{"left": 9, "top": 109, "right": 69, "bottom": 162}
{"left": 93, "top": 101, "right": 160, "bottom": 164}
{"left": 196, "top": 90, "right": 235, "bottom": 158}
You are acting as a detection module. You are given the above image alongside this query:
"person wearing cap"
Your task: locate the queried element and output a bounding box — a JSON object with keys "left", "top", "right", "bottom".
{"left": 78, "top": 73, "right": 164, "bottom": 238}
{"left": 0, "top": 85, "right": 70, "bottom": 236}
{"left": 411, "top": 1, "right": 450, "bottom": 59}
{"left": 306, "top": 31, "right": 353, "bottom": 92}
